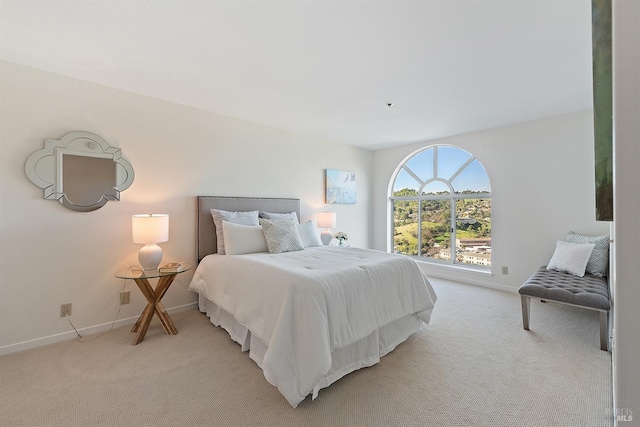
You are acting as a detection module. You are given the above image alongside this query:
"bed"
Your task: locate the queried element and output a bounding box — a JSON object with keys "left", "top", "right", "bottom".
{"left": 188, "top": 196, "right": 437, "bottom": 407}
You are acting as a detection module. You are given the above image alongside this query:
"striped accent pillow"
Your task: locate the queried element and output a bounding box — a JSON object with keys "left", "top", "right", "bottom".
{"left": 565, "top": 231, "right": 610, "bottom": 277}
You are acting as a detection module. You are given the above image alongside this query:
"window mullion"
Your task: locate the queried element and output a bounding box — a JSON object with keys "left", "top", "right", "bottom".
{"left": 451, "top": 198, "right": 457, "bottom": 264}
{"left": 403, "top": 166, "right": 425, "bottom": 189}
{"left": 433, "top": 146, "right": 438, "bottom": 179}
{"left": 449, "top": 156, "right": 476, "bottom": 183}
{"left": 417, "top": 200, "right": 422, "bottom": 257}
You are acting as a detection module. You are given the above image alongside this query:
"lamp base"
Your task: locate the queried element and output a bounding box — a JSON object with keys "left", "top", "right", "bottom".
{"left": 138, "top": 244, "right": 163, "bottom": 270}
{"left": 321, "top": 229, "right": 333, "bottom": 245}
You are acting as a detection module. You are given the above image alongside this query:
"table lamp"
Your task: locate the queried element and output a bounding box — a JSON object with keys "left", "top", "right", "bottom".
{"left": 132, "top": 214, "right": 169, "bottom": 270}
{"left": 317, "top": 211, "right": 336, "bottom": 245}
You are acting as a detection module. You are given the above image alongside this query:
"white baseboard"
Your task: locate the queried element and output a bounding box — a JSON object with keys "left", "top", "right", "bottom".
{"left": 0, "top": 302, "right": 198, "bottom": 356}
{"left": 416, "top": 261, "right": 519, "bottom": 294}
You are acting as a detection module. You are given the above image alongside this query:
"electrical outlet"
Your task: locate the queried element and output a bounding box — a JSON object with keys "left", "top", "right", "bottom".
{"left": 501, "top": 266, "right": 509, "bottom": 275}
{"left": 120, "top": 290, "right": 130, "bottom": 305}
{"left": 60, "top": 303, "right": 72, "bottom": 317}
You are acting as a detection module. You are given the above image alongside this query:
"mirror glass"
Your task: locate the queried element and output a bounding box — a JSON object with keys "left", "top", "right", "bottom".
{"left": 25, "top": 131, "right": 135, "bottom": 212}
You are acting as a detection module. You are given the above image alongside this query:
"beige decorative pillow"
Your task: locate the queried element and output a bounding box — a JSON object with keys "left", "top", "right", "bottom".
{"left": 260, "top": 218, "right": 304, "bottom": 254}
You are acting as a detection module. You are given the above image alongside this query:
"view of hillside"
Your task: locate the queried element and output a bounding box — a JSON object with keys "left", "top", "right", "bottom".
{"left": 392, "top": 188, "right": 491, "bottom": 264}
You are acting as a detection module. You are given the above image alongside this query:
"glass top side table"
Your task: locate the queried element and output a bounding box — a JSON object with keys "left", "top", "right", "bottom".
{"left": 115, "top": 264, "right": 192, "bottom": 345}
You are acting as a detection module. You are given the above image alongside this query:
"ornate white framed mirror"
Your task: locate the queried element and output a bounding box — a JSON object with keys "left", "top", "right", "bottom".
{"left": 25, "top": 131, "right": 135, "bottom": 212}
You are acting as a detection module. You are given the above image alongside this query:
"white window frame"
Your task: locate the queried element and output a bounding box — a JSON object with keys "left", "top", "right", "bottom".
{"left": 388, "top": 145, "right": 491, "bottom": 270}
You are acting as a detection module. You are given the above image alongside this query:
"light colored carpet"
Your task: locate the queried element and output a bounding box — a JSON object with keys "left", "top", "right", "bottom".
{"left": 0, "top": 278, "right": 612, "bottom": 427}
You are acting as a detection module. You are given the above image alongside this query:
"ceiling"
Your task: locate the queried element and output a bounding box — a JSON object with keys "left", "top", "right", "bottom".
{"left": 0, "top": 0, "right": 593, "bottom": 150}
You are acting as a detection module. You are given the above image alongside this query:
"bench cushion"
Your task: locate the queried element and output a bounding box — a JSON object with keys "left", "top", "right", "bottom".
{"left": 519, "top": 266, "right": 610, "bottom": 311}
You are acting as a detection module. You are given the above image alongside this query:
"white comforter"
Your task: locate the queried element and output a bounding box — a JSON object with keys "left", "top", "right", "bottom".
{"left": 188, "top": 246, "right": 437, "bottom": 406}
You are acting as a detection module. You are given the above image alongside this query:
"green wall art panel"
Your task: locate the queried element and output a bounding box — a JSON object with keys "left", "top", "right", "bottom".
{"left": 592, "top": 0, "right": 613, "bottom": 221}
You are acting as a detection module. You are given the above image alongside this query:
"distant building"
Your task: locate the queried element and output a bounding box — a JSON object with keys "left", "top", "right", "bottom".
{"left": 439, "top": 248, "right": 451, "bottom": 260}
{"left": 460, "top": 251, "right": 492, "bottom": 266}
{"left": 457, "top": 217, "right": 477, "bottom": 225}
{"left": 456, "top": 238, "right": 491, "bottom": 253}
{"left": 434, "top": 247, "right": 491, "bottom": 266}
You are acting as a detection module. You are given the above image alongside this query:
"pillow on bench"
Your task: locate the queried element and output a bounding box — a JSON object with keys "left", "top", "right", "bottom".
{"left": 546, "top": 240, "right": 594, "bottom": 277}
{"left": 565, "top": 231, "right": 609, "bottom": 277}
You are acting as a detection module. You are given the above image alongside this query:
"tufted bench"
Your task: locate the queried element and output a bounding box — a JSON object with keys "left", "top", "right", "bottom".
{"left": 519, "top": 266, "right": 610, "bottom": 350}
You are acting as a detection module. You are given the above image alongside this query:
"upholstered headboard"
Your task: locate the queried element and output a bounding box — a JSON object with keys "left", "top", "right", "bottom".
{"left": 197, "top": 196, "right": 301, "bottom": 262}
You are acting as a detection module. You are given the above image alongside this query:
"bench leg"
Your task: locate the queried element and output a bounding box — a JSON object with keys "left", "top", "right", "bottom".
{"left": 521, "top": 295, "right": 531, "bottom": 330}
{"left": 599, "top": 311, "right": 609, "bottom": 351}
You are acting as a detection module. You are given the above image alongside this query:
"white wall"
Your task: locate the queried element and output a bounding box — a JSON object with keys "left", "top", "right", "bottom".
{"left": 612, "top": 0, "right": 640, "bottom": 423}
{"left": 373, "top": 111, "right": 610, "bottom": 292}
{"left": 0, "top": 61, "right": 373, "bottom": 353}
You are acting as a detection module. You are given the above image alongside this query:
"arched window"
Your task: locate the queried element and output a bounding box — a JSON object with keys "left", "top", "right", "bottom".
{"left": 390, "top": 145, "right": 491, "bottom": 268}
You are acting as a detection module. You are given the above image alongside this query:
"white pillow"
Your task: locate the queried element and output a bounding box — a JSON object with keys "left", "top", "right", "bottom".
{"left": 221, "top": 221, "right": 268, "bottom": 255}
{"left": 210, "top": 209, "right": 259, "bottom": 255}
{"left": 546, "top": 240, "right": 595, "bottom": 277}
{"left": 260, "top": 218, "right": 304, "bottom": 254}
{"left": 259, "top": 211, "right": 299, "bottom": 222}
{"left": 297, "top": 220, "right": 323, "bottom": 247}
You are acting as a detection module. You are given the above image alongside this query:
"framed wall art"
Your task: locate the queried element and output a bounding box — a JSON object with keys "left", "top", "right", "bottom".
{"left": 592, "top": 0, "right": 613, "bottom": 221}
{"left": 325, "top": 169, "right": 356, "bottom": 204}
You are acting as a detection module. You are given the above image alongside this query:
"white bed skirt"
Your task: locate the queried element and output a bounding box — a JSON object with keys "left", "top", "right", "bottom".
{"left": 198, "top": 293, "right": 424, "bottom": 403}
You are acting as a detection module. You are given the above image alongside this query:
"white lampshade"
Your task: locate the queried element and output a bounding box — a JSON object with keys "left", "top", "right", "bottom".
{"left": 132, "top": 214, "right": 169, "bottom": 244}
{"left": 132, "top": 214, "right": 169, "bottom": 270}
{"left": 317, "top": 211, "right": 336, "bottom": 229}
{"left": 317, "top": 211, "right": 336, "bottom": 245}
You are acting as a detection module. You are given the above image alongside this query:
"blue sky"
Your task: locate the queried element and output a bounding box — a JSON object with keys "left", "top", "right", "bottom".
{"left": 393, "top": 146, "right": 491, "bottom": 193}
